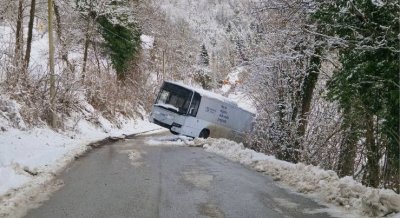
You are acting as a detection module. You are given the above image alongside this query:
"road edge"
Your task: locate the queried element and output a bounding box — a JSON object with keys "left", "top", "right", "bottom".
{"left": 0, "top": 128, "right": 164, "bottom": 218}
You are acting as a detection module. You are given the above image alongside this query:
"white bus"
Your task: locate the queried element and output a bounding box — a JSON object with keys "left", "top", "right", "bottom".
{"left": 149, "top": 81, "right": 255, "bottom": 141}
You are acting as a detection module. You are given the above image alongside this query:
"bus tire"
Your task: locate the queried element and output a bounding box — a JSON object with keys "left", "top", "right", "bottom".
{"left": 199, "top": 129, "right": 210, "bottom": 139}
{"left": 170, "top": 129, "right": 179, "bottom": 135}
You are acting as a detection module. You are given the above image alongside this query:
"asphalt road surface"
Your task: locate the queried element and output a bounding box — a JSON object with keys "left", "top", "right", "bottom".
{"left": 25, "top": 132, "right": 333, "bottom": 218}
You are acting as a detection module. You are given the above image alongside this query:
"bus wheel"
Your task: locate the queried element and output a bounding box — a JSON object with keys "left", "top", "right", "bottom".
{"left": 199, "top": 129, "right": 210, "bottom": 139}
{"left": 170, "top": 129, "right": 179, "bottom": 135}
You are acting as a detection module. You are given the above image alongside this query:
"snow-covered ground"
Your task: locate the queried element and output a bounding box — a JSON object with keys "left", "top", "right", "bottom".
{"left": 0, "top": 98, "right": 161, "bottom": 217}
{"left": 145, "top": 136, "right": 400, "bottom": 218}
{"left": 1, "top": 12, "right": 399, "bottom": 217}
{"left": 0, "top": 20, "right": 161, "bottom": 217}
{"left": 1, "top": 86, "right": 399, "bottom": 218}
{"left": 0, "top": 119, "right": 160, "bottom": 195}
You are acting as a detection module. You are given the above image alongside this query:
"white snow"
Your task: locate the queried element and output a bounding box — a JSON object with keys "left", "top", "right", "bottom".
{"left": 0, "top": 21, "right": 161, "bottom": 215}
{"left": 227, "top": 92, "right": 256, "bottom": 114}
{"left": 0, "top": 3, "right": 398, "bottom": 217}
{"left": 144, "top": 136, "right": 400, "bottom": 217}
{"left": 140, "top": 34, "right": 154, "bottom": 49}
{"left": 221, "top": 68, "right": 257, "bottom": 113}
{"left": 0, "top": 167, "right": 31, "bottom": 196}
{"left": 199, "top": 138, "right": 400, "bottom": 218}
{"left": 221, "top": 68, "right": 241, "bottom": 93}
{"left": 146, "top": 134, "right": 193, "bottom": 146}
{"left": 154, "top": 103, "right": 179, "bottom": 113}
{"left": 371, "top": 0, "right": 385, "bottom": 7}
{"left": 0, "top": 109, "right": 160, "bottom": 217}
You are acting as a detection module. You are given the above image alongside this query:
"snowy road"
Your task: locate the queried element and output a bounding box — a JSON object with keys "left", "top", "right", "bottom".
{"left": 25, "top": 133, "right": 333, "bottom": 218}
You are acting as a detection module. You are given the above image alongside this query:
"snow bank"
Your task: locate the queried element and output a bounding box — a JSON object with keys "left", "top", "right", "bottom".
{"left": 198, "top": 138, "right": 400, "bottom": 217}
{"left": 0, "top": 103, "right": 160, "bottom": 217}
{"left": 0, "top": 167, "right": 31, "bottom": 196}
{"left": 0, "top": 118, "right": 159, "bottom": 193}
{"left": 146, "top": 134, "right": 192, "bottom": 146}
{"left": 0, "top": 96, "right": 27, "bottom": 129}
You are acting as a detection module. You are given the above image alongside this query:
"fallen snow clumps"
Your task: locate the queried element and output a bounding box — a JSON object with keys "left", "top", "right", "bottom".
{"left": 200, "top": 138, "right": 400, "bottom": 217}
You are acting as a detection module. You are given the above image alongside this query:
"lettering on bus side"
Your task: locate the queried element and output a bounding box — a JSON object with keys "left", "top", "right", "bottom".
{"left": 217, "top": 105, "right": 229, "bottom": 124}
{"left": 205, "top": 106, "right": 216, "bottom": 114}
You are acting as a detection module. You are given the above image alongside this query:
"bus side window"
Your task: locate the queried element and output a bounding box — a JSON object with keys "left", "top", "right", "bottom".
{"left": 189, "top": 93, "right": 201, "bottom": 117}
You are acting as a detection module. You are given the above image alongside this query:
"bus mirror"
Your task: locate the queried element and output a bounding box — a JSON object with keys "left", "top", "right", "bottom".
{"left": 189, "top": 108, "right": 194, "bottom": 115}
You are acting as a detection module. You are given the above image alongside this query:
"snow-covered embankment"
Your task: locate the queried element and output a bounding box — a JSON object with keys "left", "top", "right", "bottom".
{"left": 193, "top": 138, "right": 400, "bottom": 217}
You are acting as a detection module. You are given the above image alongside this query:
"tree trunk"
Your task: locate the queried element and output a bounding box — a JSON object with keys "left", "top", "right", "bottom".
{"left": 292, "top": 45, "right": 322, "bottom": 163}
{"left": 364, "top": 113, "right": 379, "bottom": 187}
{"left": 383, "top": 140, "right": 400, "bottom": 193}
{"left": 48, "top": 0, "right": 56, "bottom": 128}
{"left": 52, "top": 1, "right": 61, "bottom": 37}
{"left": 15, "top": 0, "right": 24, "bottom": 60}
{"left": 337, "top": 124, "right": 358, "bottom": 177}
{"left": 81, "top": 3, "right": 97, "bottom": 80}
{"left": 297, "top": 47, "right": 321, "bottom": 138}
{"left": 382, "top": 103, "right": 399, "bottom": 192}
{"left": 276, "top": 87, "right": 293, "bottom": 162}
{"left": 12, "top": 0, "right": 24, "bottom": 82}
{"left": 24, "top": 0, "right": 36, "bottom": 72}
{"left": 82, "top": 18, "right": 91, "bottom": 80}
{"left": 92, "top": 41, "right": 102, "bottom": 74}
{"left": 53, "top": 1, "right": 74, "bottom": 73}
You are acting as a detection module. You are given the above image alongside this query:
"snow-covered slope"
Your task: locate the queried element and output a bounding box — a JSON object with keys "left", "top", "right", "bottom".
{"left": 0, "top": 94, "right": 160, "bottom": 217}
{"left": 154, "top": 0, "right": 252, "bottom": 55}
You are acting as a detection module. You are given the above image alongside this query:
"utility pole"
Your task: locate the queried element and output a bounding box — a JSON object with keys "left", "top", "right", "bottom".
{"left": 48, "top": 0, "right": 56, "bottom": 128}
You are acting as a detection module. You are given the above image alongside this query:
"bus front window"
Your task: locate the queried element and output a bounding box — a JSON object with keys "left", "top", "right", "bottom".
{"left": 158, "top": 90, "right": 170, "bottom": 104}
{"left": 155, "top": 83, "right": 193, "bottom": 115}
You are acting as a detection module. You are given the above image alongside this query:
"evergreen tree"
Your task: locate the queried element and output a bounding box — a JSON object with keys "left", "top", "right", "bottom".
{"left": 97, "top": 0, "right": 141, "bottom": 81}
{"left": 200, "top": 44, "right": 209, "bottom": 66}
{"left": 97, "top": 15, "right": 141, "bottom": 80}
{"left": 315, "top": 0, "right": 399, "bottom": 190}
{"left": 194, "top": 44, "right": 212, "bottom": 90}
{"left": 76, "top": 0, "right": 141, "bottom": 81}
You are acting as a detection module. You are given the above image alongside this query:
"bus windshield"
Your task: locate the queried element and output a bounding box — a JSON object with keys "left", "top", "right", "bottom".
{"left": 155, "top": 82, "right": 193, "bottom": 115}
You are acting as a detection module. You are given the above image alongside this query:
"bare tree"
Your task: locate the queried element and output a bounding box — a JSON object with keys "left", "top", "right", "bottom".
{"left": 15, "top": 0, "right": 24, "bottom": 58}
{"left": 24, "top": 0, "right": 36, "bottom": 72}
{"left": 13, "top": 0, "right": 24, "bottom": 80}
{"left": 48, "top": 0, "right": 56, "bottom": 127}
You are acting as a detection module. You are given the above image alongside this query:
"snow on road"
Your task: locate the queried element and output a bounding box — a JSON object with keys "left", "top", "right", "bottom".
{"left": 146, "top": 136, "right": 400, "bottom": 218}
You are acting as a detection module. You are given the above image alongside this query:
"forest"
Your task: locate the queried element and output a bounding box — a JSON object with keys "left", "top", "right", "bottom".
{"left": 0, "top": 0, "right": 398, "bottom": 193}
